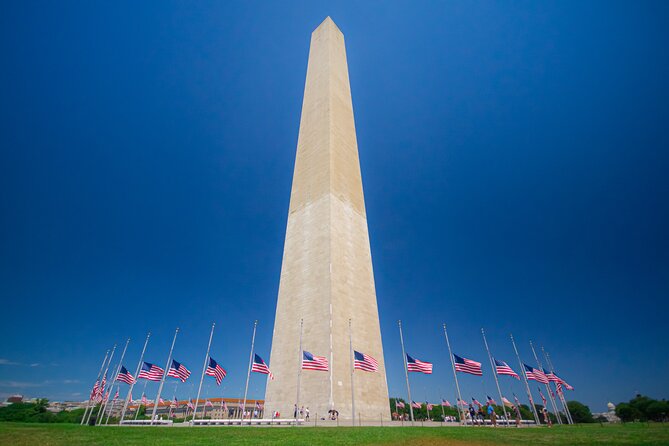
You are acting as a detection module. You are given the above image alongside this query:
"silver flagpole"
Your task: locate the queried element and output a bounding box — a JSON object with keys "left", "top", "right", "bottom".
{"left": 88, "top": 343, "right": 116, "bottom": 425}
{"left": 84, "top": 346, "right": 113, "bottom": 425}
{"left": 529, "top": 340, "right": 561, "bottom": 424}
{"left": 481, "top": 328, "right": 509, "bottom": 426}
{"left": 81, "top": 349, "right": 109, "bottom": 425}
{"left": 101, "top": 338, "right": 130, "bottom": 424}
{"left": 544, "top": 349, "right": 574, "bottom": 424}
{"left": 442, "top": 324, "right": 465, "bottom": 426}
{"left": 193, "top": 322, "right": 215, "bottom": 424}
{"left": 295, "top": 319, "right": 303, "bottom": 422}
{"left": 542, "top": 347, "right": 570, "bottom": 424}
{"left": 349, "top": 319, "right": 355, "bottom": 426}
{"left": 151, "top": 327, "right": 179, "bottom": 424}
{"left": 398, "top": 320, "right": 414, "bottom": 425}
{"left": 120, "top": 332, "right": 150, "bottom": 422}
{"left": 241, "top": 320, "right": 258, "bottom": 423}
{"left": 510, "top": 334, "right": 540, "bottom": 425}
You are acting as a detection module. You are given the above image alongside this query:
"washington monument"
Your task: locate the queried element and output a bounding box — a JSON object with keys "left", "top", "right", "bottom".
{"left": 265, "top": 17, "right": 390, "bottom": 420}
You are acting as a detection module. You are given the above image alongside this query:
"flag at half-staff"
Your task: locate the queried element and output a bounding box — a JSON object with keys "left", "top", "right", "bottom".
{"left": 396, "top": 400, "right": 405, "bottom": 409}
{"left": 205, "top": 357, "right": 227, "bottom": 385}
{"left": 472, "top": 397, "right": 482, "bottom": 407}
{"left": 138, "top": 362, "right": 164, "bottom": 381}
{"left": 251, "top": 354, "right": 274, "bottom": 380}
{"left": 406, "top": 354, "right": 433, "bottom": 374}
{"left": 502, "top": 396, "right": 514, "bottom": 408}
{"left": 457, "top": 398, "right": 468, "bottom": 407}
{"left": 453, "top": 354, "right": 482, "bottom": 376}
{"left": 411, "top": 401, "right": 421, "bottom": 409}
{"left": 167, "top": 359, "right": 191, "bottom": 382}
{"left": 426, "top": 402, "right": 434, "bottom": 410}
{"left": 205, "top": 399, "right": 213, "bottom": 407}
{"left": 441, "top": 399, "right": 451, "bottom": 407}
{"left": 553, "top": 373, "right": 574, "bottom": 390}
{"left": 494, "top": 359, "right": 520, "bottom": 379}
{"left": 538, "top": 387, "right": 547, "bottom": 406}
{"left": 486, "top": 395, "right": 497, "bottom": 405}
{"left": 302, "top": 351, "right": 329, "bottom": 371}
{"left": 524, "top": 364, "right": 549, "bottom": 384}
{"left": 354, "top": 351, "right": 379, "bottom": 372}
{"left": 116, "top": 366, "right": 135, "bottom": 384}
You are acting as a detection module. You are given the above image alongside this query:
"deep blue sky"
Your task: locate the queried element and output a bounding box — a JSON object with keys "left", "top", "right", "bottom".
{"left": 1, "top": 1, "right": 668, "bottom": 412}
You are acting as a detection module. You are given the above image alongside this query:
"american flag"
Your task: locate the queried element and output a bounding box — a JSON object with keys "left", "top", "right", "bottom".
{"left": 457, "top": 398, "right": 468, "bottom": 407}
{"left": 205, "top": 400, "right": 213, "bottom": 408}
{"left": 396, "top": 400, "right": 405, "bottom": 409}
{"left": 171, "top": 397, "right": 178, "bottom": 408}
{"left": 103, "top": 390, "right": 110, "bottom": 403}
{"left": 441, "top": 399, "right": 451, "bottom": 407}
{"left": 453, "top": 354, "right": 482, "bottom": 376}
{"left": 426, "top": 402, "right": 434, "bottom": 411}
{"left": 221, "top": 400, "right": 228, "bottom": 411}
{"left": 556, "top": 382, "right": 563, "bottom": 394}
{"left": 90, "top": 380, "right": 99, "bottom": 400}
{"left": 538, "top": 388, "right": 547, "bottom": 406}
{"left": 138, "top": 362, "right": 164, "bottom": 381}
{"left": 251, "top": 354, "right": 274, "bottom": 380}
{"left": 411, "top": 401, "right": 422, "bottom": 409}
{"left": 167, "top": 359, "right": 191, "bottom": 382}
{"left": 553, "top": 373, "right": 573, "bottom": 390}
{"left": 494, "top": 359, "right": 520, "bottom": 380}
{"left": 159, "top": 397, "right": 165, "bottom": 404}
{"left": 472, "top": 397, "right": 482, "bottom": 407}
{"left": 112, "top": 388, "right": 119, "bottom": 402}
{"left": 255, "top": 401, "right": 262, "bottom": 410}
{"left": 141, "top": 394, "right": 148, "bottom": 406}
{"left": 513, "top": 393, "right": 521, "bottom": 407}
{"left": 524, "top": 364, "right": 549, "bottom": 384}
{"left": 205, "top": 357, "right": 227, "bottom": 385}
{"left": 187, "top": 399, "right": 194, "bottom": 410}
{"left": 354, "top": 351, "right": 379, "bottom": 372}
{"left": 502, "top": 396, "right": 514, "bottom": 408}
{"left": 545, "top": 368, "right": 559, "bottom": 383}
{"left": 487, "top": 395, "right": 497, "bottom": 405}
{"left": 406, "top": 354, "right": 433, "bottom": 374}
{"left": 116, "top": 366, "right": 135, "bottom": 385}
{"left": 302, "top": 351, "right": 329, "bottom": 371}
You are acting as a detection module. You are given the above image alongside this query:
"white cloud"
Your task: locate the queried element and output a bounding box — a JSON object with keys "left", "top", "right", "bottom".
{"left": 0, "top": 359, "right": 20, "bottom": 366}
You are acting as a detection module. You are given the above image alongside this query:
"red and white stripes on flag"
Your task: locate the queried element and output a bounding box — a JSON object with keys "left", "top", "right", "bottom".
{"left": 354, "top": 351, "right": 379, "bottom": 372}
{"left": 251, "top": 354, "right": 274, "bottom": 380}
{"left": 406, "top": 354, "right": 433, "bottom": 374}
{"left": 302, "top": 351, "right": 329, "bottom": 371}
{"left": 524, "top": 364, "right": 549, "bottom": 384}
{"left": 494, "top": 359, "right": 520, "bottom": 380}
{"left": 138, "top": 362, "right": 164, "bottom": 381}
{"left": 167, "top": 360, "right": 191, "bottom": 383}
{"left": 205, "top": 357, "right": 227, "bottom": 385}
{"left": 453, "top": 354, "right": 483, "bottom": 376}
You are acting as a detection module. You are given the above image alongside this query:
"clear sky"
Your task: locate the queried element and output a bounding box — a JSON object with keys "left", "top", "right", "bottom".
{"left": 1, "top": 1, "right": 668, "bottom": 412}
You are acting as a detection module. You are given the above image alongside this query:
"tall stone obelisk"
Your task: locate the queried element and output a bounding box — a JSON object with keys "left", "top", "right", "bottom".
{"left": 265, "top": 17, "right": 390, "bottom": 420}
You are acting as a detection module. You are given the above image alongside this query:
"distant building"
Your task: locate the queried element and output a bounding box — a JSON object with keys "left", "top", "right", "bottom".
{"left": 6, "top": 395, "right": 23, "bottom": 403}
{"left": 592, "top": 402, "right": 621, "bottom": 423}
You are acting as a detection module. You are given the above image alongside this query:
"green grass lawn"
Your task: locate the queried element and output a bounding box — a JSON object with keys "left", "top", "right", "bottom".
{"left": 1, "top": 422, "right": 668, "bottom": 445}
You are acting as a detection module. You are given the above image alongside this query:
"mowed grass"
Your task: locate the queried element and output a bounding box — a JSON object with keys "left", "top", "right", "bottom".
{"left": 1, "top": 422, "right": 668, "bottom": 446}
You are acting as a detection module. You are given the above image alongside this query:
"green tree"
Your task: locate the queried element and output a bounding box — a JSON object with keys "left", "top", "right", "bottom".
{"left": 645, "top": 400, "right": 669, "bottom": 422}
{"left": 567, "top": 400, "right": 594, "bottom": 423}
{"left": 616, "top": 402, "right": 641, "bottom": 422}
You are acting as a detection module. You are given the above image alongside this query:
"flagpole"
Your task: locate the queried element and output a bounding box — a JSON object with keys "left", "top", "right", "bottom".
{"left": 439, "top": 388, "right": 445, "bottom": 420}
{"left": 241, "top": 320, "right": 257, "bottom": 423}
{"left": 442, "top": 324, "right": 465, "bottom": 426}
{"left": 81, "top": 348, "right": 109, "bottom": 425}
{"left": 398, "top": 320, "right": 415, "bottom": 425}
{"left": 192, "top": 322, "right": 215, "bottom": 424}
{"left": 87, "top": 343, "right": 116, "bottom": 425}
{"left": 481, "top": 328, "right": 509, "bottom": 426}
{"left": 349, "top": 318, "right": 355, "bottom": 426}
{"left": 120, "top": 331, "right": 150, "bottom": 422}
{"left": 151, "top": 327, "right": 179, "bottom": 424}
{"left": 296, "top": 318, "right": 303, "bottom": 423}
{"left": 101, "top": 338, "right": 130, "bottom": 424}
{"left": 85, "top": 345, "right": 113, "bottom": 425}
{"left": 510, "top": 334, "right": 540, "bottom": 425}
{"left": 529, "top": 341, "right": 561, "bottom": 424}
{"left": 544, "top": 349, "right": 574, "bottom": 424}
